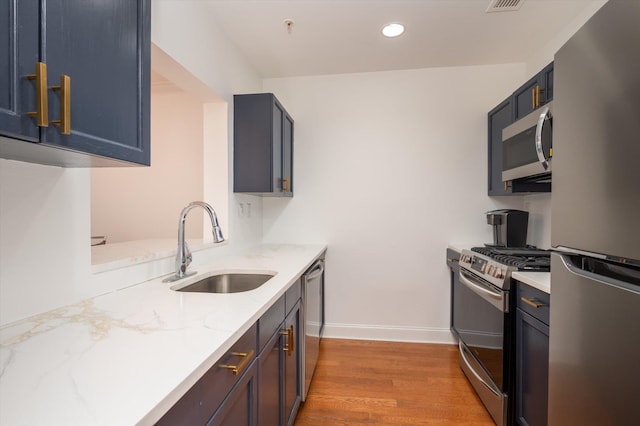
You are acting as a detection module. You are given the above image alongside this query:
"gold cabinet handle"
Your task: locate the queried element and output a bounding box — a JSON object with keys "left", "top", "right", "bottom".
{"left": 531, "top": 85, "right": 543, "bottom": 109}
{"left": 219, "top": 350, "right": 254, "bottom": 376}
{"left": 282, "top": 177, "right": 290, "bottom": 192}
{"left": 288, "top": 325, "right": 294, "bottom": 356}
{"left": 50, "top": 75, "right": 71, "bottom": 135}
{"left": 280, "top": 325, "right": 294, "bottom": 356}
{"left": 26, "top": 62, "right": 49, "bottom": 127}
{"left": 521, "top": 297, "right": 546, "bottom": 309}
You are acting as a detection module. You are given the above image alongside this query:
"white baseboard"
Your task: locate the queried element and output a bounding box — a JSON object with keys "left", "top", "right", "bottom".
{"left": 322, "top": 323, "right": 456, "bottom": 344}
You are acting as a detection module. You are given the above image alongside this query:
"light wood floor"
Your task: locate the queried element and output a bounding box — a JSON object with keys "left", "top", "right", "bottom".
{"left": 294, "top": 339, "right": 494, "bottom": 426}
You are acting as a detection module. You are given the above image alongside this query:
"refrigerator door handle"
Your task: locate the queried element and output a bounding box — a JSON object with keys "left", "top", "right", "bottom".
{"left": 558, "top": 253, "right": 640, "bottom": 290}
{"left": 535, "top": 105, "right": 550, "bottom": 170}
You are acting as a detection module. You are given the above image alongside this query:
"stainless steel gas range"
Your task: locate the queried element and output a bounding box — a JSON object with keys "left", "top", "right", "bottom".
{"left": 451, "top": 247, "right": 549, "bottom": 426}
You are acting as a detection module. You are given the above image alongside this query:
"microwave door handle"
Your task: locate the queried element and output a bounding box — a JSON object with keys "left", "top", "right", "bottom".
{"left": 535, "top": 106, "right": 550, "bottom": 170}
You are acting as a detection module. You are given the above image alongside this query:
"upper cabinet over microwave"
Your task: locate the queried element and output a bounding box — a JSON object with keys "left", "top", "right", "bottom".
{"left": 234, "top": 93, "right": 294, "bottom": 197}
{"left": 0, "top": 0, "right": 151, "bottom": 167}
{"left": 487, "top": 62, "right": 553, "bottom": 196}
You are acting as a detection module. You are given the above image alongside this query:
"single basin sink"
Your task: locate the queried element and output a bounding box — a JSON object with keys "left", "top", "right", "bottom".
{"left": 173, "top": 273, "right": 275, "bottom": 294}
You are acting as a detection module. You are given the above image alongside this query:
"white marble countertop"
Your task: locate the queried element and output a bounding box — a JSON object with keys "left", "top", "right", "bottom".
{"left": 0, "top": 243, "right": 326, "bottom": 426}
{"left": 447, "top": 243, "right": 483, "bottom": 254}
{"left": 512, "top": 271, "right": 551, "bottom": 294}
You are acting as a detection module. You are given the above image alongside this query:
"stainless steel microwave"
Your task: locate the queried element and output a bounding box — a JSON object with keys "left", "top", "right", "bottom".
{"left": 502, "top": 102, "right": 553, "bottom": 182}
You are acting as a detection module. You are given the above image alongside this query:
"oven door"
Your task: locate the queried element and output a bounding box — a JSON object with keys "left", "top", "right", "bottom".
{"left": 453, "top": 268, "right": 509, "bottom": 425}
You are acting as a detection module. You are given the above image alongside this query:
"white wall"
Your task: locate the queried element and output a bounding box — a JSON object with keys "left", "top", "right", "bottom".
{"left": 262, "top": 64, "right": 527, "bottom": 342}
{"left": 0, "top": 2, "right": 263, "bottom": 326}
{"left": 91, "top": 81, "right": 205, "bottom": 243}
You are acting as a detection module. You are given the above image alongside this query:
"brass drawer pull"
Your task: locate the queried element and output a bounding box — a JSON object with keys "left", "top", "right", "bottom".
{"left": 26, "top": 62, "right": 48, "bottom": 127}
{"left": 280, "top": 325, "right": 294, "bottom": 356}
{"left": 50, "top": 75, "right": 71, "bottom": 135}
{"left": 521, "top": 296, "right": 546, "bottom": 309}
{"left": 282, "top": 177, "right": 290, "bottom": 192}
{"left": 219, "top": 349, "right": 254, "bottom": 376}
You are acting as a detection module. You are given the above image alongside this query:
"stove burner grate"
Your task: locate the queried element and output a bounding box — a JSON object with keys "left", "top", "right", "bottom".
{"left": 471, "top": 246, "right": 551, "bottom": 272}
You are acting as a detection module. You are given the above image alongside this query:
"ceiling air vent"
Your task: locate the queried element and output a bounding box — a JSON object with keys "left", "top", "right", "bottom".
{"left": 486, "top": 0, "right": 524, "bottom": 13}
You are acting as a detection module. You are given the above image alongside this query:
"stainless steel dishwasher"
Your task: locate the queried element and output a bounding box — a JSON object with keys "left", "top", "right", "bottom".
{"left": 300, "top": 254, "right": 325, "bottom": 401}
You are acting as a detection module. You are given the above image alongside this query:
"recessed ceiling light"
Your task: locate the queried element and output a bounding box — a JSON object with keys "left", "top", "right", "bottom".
{"left": 382, "top": 23, "right": 405, "bottom": 38}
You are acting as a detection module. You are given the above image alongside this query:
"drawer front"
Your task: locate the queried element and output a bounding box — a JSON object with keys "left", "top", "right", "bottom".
{"left": 200, "top": 323, "right": 258, "bottom": 421}
{"left": 446, "top": 248, "right": 460, "bottom": 269}
{"left": 156, "top": 382, "right": 202, "bottom": 426}
{"left": 285, "top": 279, "right": 301, "bottom": 315}
{"left": 259, "top": 294, "right": 285, "bottom": 352}
{"left": 517, "top": 281, "right": 550, "bottom": 325}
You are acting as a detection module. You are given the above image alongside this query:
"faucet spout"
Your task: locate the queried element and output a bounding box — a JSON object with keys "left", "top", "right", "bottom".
{"left": 166, "top": 201, "right": 225, "bottom": 282}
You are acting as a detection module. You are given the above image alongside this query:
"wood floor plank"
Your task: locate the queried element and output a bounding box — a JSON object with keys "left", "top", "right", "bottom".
{"left": 294, "top": 338, "right": 494, "bottom": 426}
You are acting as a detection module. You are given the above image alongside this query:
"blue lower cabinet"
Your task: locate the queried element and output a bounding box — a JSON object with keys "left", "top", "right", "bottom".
{"left": 157, "top": 284, "right": 304, "bottom": 426}
{"left": 258, "top": 328, "right": 283, "bottom": 426}
{"left": 207, "top": 361, "right": 258, "bottom": 426}
{"left": 515, "top": 282, "right": 550, "bottom": 426}
{"left": 284, "top": 301, "right": 302, "bottom": 426}
{"left": 257, "top": 288, "right": 302, "bottom": 426}
{"left": 156, "top": 324, "right": 258, "bottom": 425}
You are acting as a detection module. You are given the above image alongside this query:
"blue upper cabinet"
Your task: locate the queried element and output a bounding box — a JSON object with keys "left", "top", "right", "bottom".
{"left": 0, "top": 0, "right": 150, "bottom": 167}
{"left": 234, "top": 93, "right": 294, "bottom": 197}
{"left": 487, "top": 62, "right": 553, "bottom": 196}
{"left": 0, "top": 1, "right": 40, "bottom": 142}
{"left": 512, "top": 62, "right": 554, "bottom": 121}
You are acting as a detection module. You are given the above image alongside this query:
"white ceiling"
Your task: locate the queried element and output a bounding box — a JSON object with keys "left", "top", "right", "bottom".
{"left": 197, "top": 0, "right": 606, "bottom": 78}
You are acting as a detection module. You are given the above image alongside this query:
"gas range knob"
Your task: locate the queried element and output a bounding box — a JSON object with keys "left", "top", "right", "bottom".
{"left": 494, "top": 268, "right": 504, "bottom": 278}
{"left": 487, "top": 265, "right": 495, "bottom": 275}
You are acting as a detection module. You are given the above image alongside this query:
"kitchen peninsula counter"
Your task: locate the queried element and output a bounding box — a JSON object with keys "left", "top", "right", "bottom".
{"left": 0, "top": 244, "right": 326, "bottom": 425}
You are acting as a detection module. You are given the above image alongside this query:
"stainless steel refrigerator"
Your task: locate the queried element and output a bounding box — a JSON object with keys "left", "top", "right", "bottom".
{"left": 550, "top": 0, "right": 640, "bottom": 424}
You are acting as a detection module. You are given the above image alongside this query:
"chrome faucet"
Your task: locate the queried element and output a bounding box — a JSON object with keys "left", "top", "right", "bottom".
{"left": 165, "top": 201, "right": 225, "bottom": 282}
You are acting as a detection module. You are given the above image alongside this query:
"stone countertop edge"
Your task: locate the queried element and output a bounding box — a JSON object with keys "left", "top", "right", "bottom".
{"left": 447, "top": 243, "right": 483, "bottom": 254}
{"left": 0, "top": 243, "right": 327, "bottom": 426}
{"left": 512, "top": 271, "right": 551, "bottom": 294}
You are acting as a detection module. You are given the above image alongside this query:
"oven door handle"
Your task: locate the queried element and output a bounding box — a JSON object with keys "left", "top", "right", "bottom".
{"left": 459, "top": 341, "right": 502, "bottom": 398}
{"left": 459, "top": 269, "right": 507, "bottom": 312}
{"left": 535, "top": 105, "right": 550, "bottom": 170}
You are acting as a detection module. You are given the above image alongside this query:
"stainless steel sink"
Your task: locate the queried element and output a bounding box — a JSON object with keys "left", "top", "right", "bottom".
{"left": 172, "top": 273, "right": 275, "bottom": 293}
